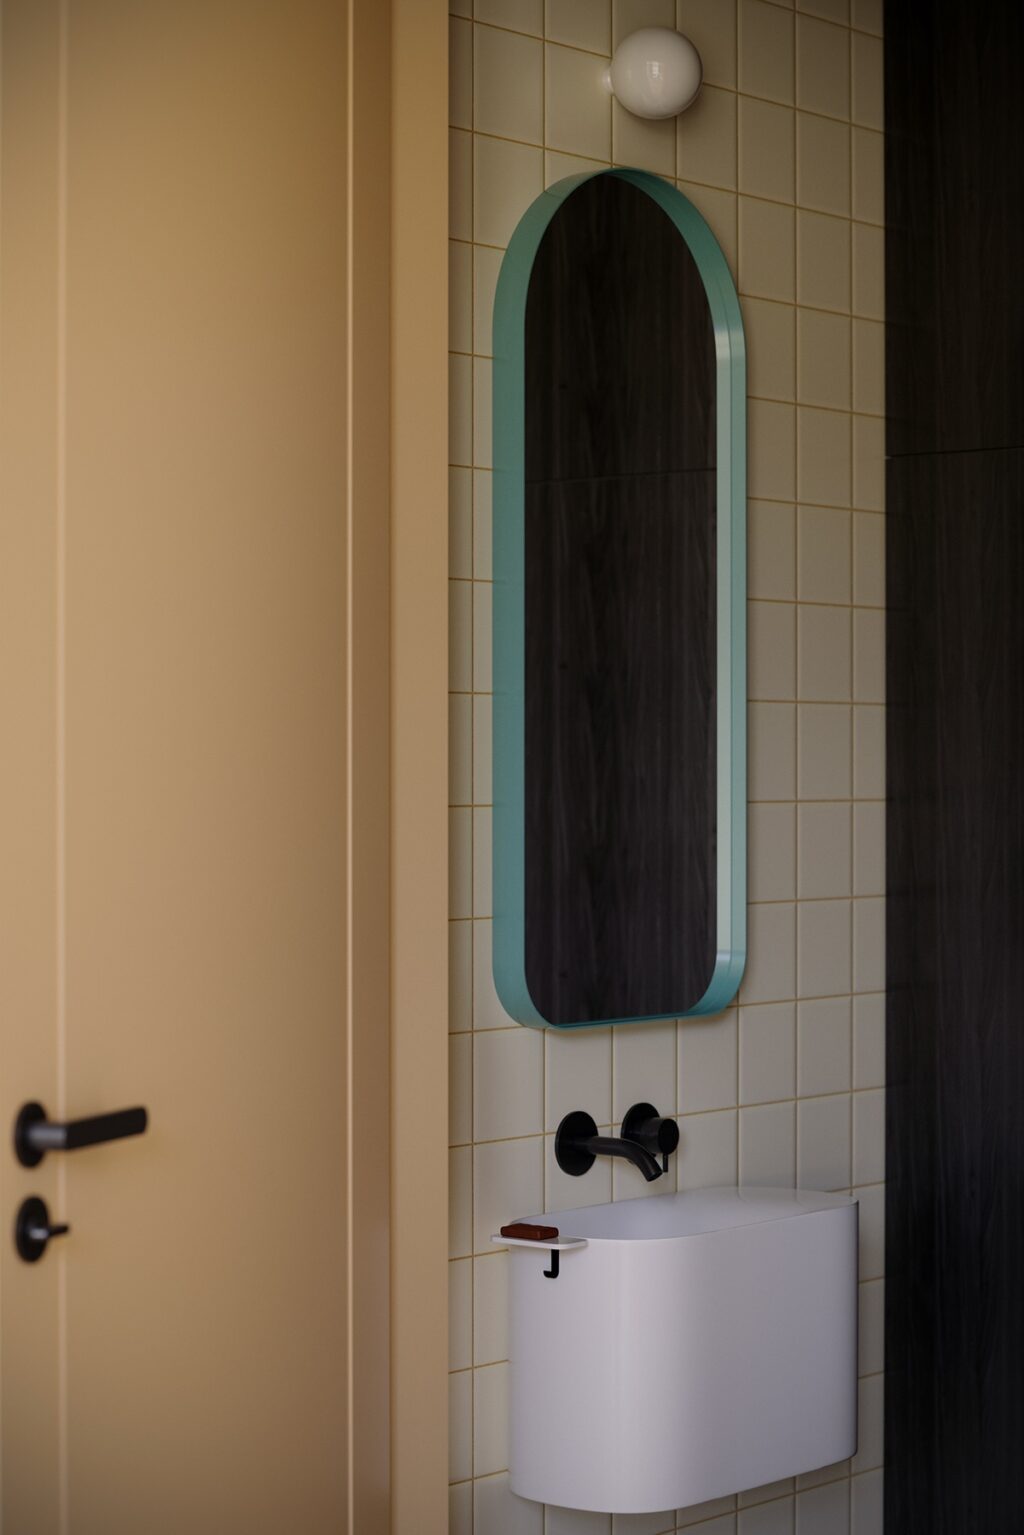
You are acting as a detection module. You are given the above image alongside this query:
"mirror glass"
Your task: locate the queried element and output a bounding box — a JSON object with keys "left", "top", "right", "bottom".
{"left": 492, "top": 170, "right": 746, "bottom": 1028}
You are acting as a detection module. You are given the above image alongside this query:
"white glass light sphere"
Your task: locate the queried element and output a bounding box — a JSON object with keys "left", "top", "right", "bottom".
{"left": 604, "top": 27, "right": 703, "bottom": 119}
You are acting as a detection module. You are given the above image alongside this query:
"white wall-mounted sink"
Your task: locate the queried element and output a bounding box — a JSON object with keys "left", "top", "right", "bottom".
{"left": 497, "top": 1186, "right": 858, "bottom": 1515}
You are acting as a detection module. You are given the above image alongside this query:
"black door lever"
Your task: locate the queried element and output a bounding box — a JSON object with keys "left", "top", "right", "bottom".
{"left": 14, "top": 1101, "right": 148, "bottom": 1168}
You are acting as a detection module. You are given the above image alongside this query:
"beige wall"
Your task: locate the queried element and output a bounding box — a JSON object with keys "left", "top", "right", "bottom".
{"left": 447, "top": 1, "right": 885, "bottom": 1532}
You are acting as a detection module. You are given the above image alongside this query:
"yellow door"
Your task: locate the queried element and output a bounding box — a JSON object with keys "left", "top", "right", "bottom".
{"left": 0, "top": 3, "right": 383, "bottom": 1529}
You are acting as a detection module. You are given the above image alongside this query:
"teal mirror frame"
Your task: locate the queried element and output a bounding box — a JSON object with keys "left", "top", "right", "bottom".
{"left": 492, "top": 167, "right": 747, "bottom": 1029}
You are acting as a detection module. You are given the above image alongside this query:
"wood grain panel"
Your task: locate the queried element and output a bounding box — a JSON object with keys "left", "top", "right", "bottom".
{"left": 523, "top": 176, "right": 716, "bottom": 1025}
{"left": 886, "top": 448, "right": 1024, "bottom": 1530}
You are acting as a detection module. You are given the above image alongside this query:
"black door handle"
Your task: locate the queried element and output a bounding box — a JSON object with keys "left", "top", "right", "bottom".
{"left": 14, "top": 1101, "right": 148, "bottom": 1168}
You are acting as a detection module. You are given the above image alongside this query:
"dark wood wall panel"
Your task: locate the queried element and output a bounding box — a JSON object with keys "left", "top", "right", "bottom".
{"left": 886, "top": 1, "right": 1024, "bottom": 1528}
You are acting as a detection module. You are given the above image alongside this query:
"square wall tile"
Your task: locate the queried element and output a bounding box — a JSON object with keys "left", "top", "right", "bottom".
{"left": 858, "top": 1276, "right": 885, "bottom": 1377}
{"left": 797, "top": 310, "right": 852, "bottom": 411}
{"left": 798, "top": 1093, "right": 851, "bottom": 1189}
{"left": 474, "top": 694, "right": 493, "bottom": 805}
{"left": 750, "top": 399, "right": 797, "bottom": 502}
{"left": 851, "top": 0, "right": 882, "bottom": 29}
{"left": 474, "top": 135, "right": 544, "bottom": 248}
{"left": 740, "top": 198, "right": 796, "bottom": 303}
{"left": 450, "top": 466, "right": 473, "bottom": 579}
{"left": 853, "top": 993, "right": 885, "bottom": 1089}
{"left": 678, "top": 1498, "right": 738, "bottom": 1529}
{"left": 742, "top": 901, "right": 797, "bottom": 1004}
{"left": 678, "top": 83, "right": 737, "bottom": 189}
{"left": 798, "top": 898, "right": 852, "bottom": 997}
{"left": 854, "top": 801, "right": 885, "bottom": 895}
{"left": 450, "top": 128, "right": 473, "bottom": 242}
{"left": 852, "top": 127, "right": 884, "bottom": 225}
{"left": 852, "top": 222, "right": 884, "bottom": 319}
{"left": 798, "top": 996, "right": 852, "bottom": 1095}
{"left": 450, "top": 805, "right": 472, "bottom": 918}
{"left": 854, "top": 414, "right": 885, "bottom": 510}
{"left": 750, "top": 802, "right": 797, "bottom": 901}
{"left": 450, "top": 1256, "right": 472, "bottom": 1370}
{"left": 853, "top": 512, "right": 884, "bottom": 601}
{"left": 798, "top": 506, "right": 851, "bottom": 602}
{"left": 851, "top": 1473, "right": 882, "bottom": 1535}
{"left": 797, "top": 210, "right": 851, "bottom": 311}
{"left": 450, "top": 18, "right": 472, "bottom": 130}
{"left": 853, "top": 704, "right": 885, "bottom": 799}
{"left": 798, "top": 604, "right": 851, "bottom": 701}
{"left": 747, "top": 301, "right": 797, "bottom": 408}
{"left": 474, "top": 1360, "right": 509, "bottom": 1476}
{"left": 474, "top": 1472, "right": 544, "bottom": 1534}
{"left": 852, "top": 31, "right": 883, "bottom": 129}
{"left": 795, "top": 1478, "right": 849, "bottom": 1534}
{"left": 474, "top": 1027, "right": 544, "bottom": 1141}
{"left": 475, "top": 1136, "right": 544, "bottom": 1252}
{"left": 798, "top": 802, "right": 852, "bottom": 898}
{"left": 750, "top": 599, "right": 797, "bottom": 701}
{"left": 450, "top": 1145, "right": 472, "bottom": 1258}
{"left": 852, "top": 320, "right": 885, "bottom": 415}
{"left": 450, "top": 1482, "right": 472, "bottom": 1535}
{"left": 613, "top": 1021, "right": 678, "bottom": 1122}
{"left": 852, "top": 1373, "right": 883, "bottom": 1473}
{"left": 546, "top": 1025, "right": 612, "bottom": 1131}
{"left": 798, "top": 703, "right": 852, "bottom": 799}
{"left": 474, "top": 25, "right": 544, "bottom": 142}
{"left": 740, "top": 1101, "right": 796, "bottom": 1186}
{"left": 474, "top": 1250, "right": 509, "bottom": 1365}
{"left": 739, "top": 98, "right": 795, "bottom": 204}
{"left": 546, "top": 0, "right": 612, "bottom": 52}
{"left": 740, "top": 1002, "right": 796, "bottom": 1105}
{"left": 450, "top": 355, "right": 472, "bottom": 468}
{"left": 853, "top": 608, "right": 884, "bottom": 702}
{"left": 678, "top": 0, "right": 736, "bottom": 88}
{"left": 473, "top": 806, "right": 492, "bottom": 915}
{"left": 798, "top": 407, "right": 852, "bottom": 508}
{"left": 854, "top": 1088, "right": 885, "bottom": 1188}
{"left": 474, "top": 579, "right": 492, "bottom": 690}
{"left": 739, "top": 1499, "right": 794, "bottom": 1534}
{"left": 474, "top": 358, "right": 493, "bottom": 468}
{"left": 450, "top": 920, "right": 472, "bottom": 1034}
{"left": 474, "top": 244, "right": 504, "bottom": 357}
{"left": 450, "top": 693, "right": 472, "bottom": 805}
{"left": 451, "top": 1032, "right": 473, "bottom": 1145}
{"left": 546, "top": 43, "right": 612, "bottom": 160}
{"left": 796, "top": 14, "right": 850, "bottom": 119}
{"left": 798, "top": 0, "right": 849, "bottom": 26}
{"left": 547, "top": 1504, "right": 611, "bottom": 1535}
{"left": 614, "top": 103, "right": 677, "bottom": 176}
{"left": 751, "top": 702, "right": 797, "bottom": 801}
{"left": 739, "top": 0, "right": 794, "bottom": 103}
{"left": 854, "top": 896, "right": 885, "bottom": 992}
{"left": 857, "top": 1182, "right": 884, "bottom": 1280}
{"left": 679, "top": 1010, "right": 739, "bottom": 1113}
{"left": 615, "top": 0, "right": 676, "bottom": 47}
{"left": 450, "top": 240, "right": 472, "bottom": 353}
{"left": 797, "top": 112, "right": 850, "bottom": 216}
{"left": 750, "top": 499, "right": 797, "bottom": 598}
{"left": 678, "top": 1109, "right": 739, "bottom": 1190}
{"left": 449, "top": 1368, "right": 472, "bottom": 1481}
{"left": 477, "top": 0, "right": 543, "bottom": 29}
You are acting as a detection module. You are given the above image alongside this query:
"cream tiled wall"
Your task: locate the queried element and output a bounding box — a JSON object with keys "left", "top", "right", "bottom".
{"left": 448, "top": 3, "right": 885, "bottom": 1532}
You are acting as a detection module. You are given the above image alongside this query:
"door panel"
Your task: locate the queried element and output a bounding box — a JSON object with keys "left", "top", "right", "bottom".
{"left": 1, "top": 3, "right": 356, "bottom": 1529}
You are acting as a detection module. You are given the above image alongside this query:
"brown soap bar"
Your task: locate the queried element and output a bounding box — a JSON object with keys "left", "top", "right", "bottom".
{"left": 500, "top": 1221, "right": 559, "bottom": 1243}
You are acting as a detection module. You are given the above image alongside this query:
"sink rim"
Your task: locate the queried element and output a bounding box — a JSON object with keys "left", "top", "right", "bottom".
{"left": 517, "top": 1185, "right": 856, "bottom": 1243}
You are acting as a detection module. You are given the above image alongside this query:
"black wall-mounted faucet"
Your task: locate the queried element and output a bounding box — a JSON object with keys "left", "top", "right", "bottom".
{"left": 555, "top": 1104, "right": 679, "bottom": 1182}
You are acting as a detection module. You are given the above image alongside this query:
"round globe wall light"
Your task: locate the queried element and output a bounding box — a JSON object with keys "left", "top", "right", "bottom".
{"left": 602, "top": 28, "right": 703, "bottom": 120}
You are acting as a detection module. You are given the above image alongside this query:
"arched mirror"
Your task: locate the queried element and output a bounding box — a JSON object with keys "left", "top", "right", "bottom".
{"left": 492, "top": 169, "right": 746, "bottom": 1029}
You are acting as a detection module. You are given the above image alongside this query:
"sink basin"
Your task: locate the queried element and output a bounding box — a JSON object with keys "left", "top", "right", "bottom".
{"left": 499, "top": 1187, "right": 858, "bottom": 1515}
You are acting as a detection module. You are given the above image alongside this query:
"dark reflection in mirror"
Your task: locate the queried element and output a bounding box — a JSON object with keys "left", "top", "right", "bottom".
{"left": 524, "top": 174, "right": 717, "bottom": 1025}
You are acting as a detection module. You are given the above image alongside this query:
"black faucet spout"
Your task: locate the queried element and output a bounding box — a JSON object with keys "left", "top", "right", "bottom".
{"left": 584, "top": 1133, "right": 663, "bottom": 1182}
{"left": 554, "top": 1109, "right": 669, "bottom": 1182}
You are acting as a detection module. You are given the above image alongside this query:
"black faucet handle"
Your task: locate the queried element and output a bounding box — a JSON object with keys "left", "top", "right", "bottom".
{"left": 622, "top": 1102, "right": 680, "bottom": 1171}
